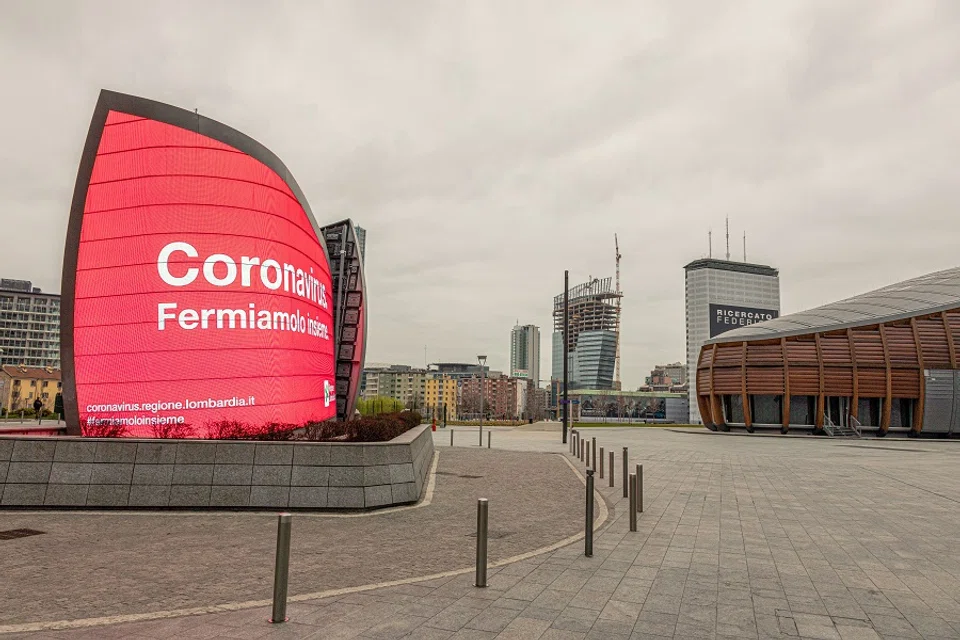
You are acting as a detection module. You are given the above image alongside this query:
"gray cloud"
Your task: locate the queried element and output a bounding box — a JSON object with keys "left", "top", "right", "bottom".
{"left": 1, "top": 0, "right": 959, "bottom": 386}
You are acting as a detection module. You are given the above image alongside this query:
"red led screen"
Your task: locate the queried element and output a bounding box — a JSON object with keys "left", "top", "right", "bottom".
{"left": 64, "top": 94, "right": 336, "bottom": 437}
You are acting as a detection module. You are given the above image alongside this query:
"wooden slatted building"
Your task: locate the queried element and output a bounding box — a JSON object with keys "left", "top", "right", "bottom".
{"left": 696, "top": 268, "right": 960, "bottom": 436}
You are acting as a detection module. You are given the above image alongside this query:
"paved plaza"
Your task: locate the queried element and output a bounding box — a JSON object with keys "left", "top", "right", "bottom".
{"left": 2, "top": 427, "right": 960, "bottom": 639}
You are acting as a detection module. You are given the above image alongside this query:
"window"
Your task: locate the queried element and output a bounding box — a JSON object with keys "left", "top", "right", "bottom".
{"left": 857, "top": 398, "right": 881, "bottom": 427}
{"left": 889, "top": 398, "right": 914, "bottom": 428}
{"left": 750, "top": 395, "right": 782, "bottom": 424}
{"left": 722, "top": 395, "right": 745, "bottom": 423}
{"left": 789, "top": 396, "right": 816, "bottom": 425}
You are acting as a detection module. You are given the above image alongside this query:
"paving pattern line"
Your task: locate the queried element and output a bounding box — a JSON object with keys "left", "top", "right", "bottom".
{"left": 0, "top": 452, "right": 605, "bottom": 634}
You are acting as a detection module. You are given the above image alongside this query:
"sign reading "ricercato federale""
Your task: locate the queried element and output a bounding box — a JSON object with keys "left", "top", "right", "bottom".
{"left": 709, "top": 303, "right": 779, "bottom": 337}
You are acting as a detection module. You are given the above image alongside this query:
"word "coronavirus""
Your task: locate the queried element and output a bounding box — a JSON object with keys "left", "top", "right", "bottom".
{"left": 157, "top": 241, "right": 328, "bottom": 309}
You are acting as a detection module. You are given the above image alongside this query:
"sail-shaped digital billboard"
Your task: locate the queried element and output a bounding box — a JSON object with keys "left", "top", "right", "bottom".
{"left": 61, "top": 91, "right": 337, "bottom": 437}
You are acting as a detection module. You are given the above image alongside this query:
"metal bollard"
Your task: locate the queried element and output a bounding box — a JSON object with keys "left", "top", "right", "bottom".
{"left": 591, "top": 437, "right": 597, "bottom": 470}
{"left": 487, "top": 431, "right": 491, "bottom": 448}
{"left": 20, "top": 411, "right": 24, "bottom": 423}
{"left": 579, "top": 439, "right": 584, "bottom": 462}
{"left": 58, "top": 413, "right": 62, "bottom": 425}
{"left": 636, "top": 464, "right": 643, "bottom": 513}
{"left": 628, "top": 474, "right": 637, "bottom": 532}
{"left": 599, "top": 446, "right": 604, "bottom": 478}
{"left": 451, "top": 429, "right": 454, "bottom": 446}
{"left": 609, "top": 451, "right": 615, "bottom": 487}
{"left": 270, "top": 513, "right": 293, "bottom": 623}
{"left": 584, "top": 441, "right": 589, "bottom": 466}
{"left": 571, "top": 431, "right": 577, "bottom": 454}
{"left": 622, "top": 447, "right": 629, "bottom": 498}
{"left": 475, "top": 498, "right": 489, "bottom": 587}
{"left": 585, "top": 468, "right": 595, "bottom": 557}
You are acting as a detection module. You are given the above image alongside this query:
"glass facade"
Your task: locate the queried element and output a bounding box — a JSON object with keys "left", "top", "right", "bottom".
{"left": 573, "top": 330, "right": 617, "bottom": 389}
{"left": 510, "top": 324, "right": 540, "bottom": 383}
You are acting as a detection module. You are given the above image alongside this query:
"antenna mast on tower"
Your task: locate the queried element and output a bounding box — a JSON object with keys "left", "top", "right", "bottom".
{"left": 725, "top": 216, "right": 730, "bottom": 261}
{"left": 614, "top": 234, "right": 622, "bottom": 390}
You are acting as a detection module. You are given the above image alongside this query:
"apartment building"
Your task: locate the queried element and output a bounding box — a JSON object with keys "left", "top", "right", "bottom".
{"left": 360, "top": 365, "right": 426, "bottom": 409}
{"left": 0, "top": 364, "right": 62, "bottom": 414}
{"left": 425, "top": 375, "right": 458, "bottom": 421}
{"left": 461, "top": 375, "right": 521, "bottom": 420}
{"left": 0, "top": 279, "right": 61, "bottom": 368}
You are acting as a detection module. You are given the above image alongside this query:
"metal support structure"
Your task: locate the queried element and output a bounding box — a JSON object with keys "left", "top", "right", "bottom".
{"left": 475, "top": 499, "right": 489, "bottom": 587}
{"left": 270, "top": 514, "right": 292, "bottom": 623}
{"left": 609, "top": 451, "right": 615, "bottom": 487}
{"left": 622, "top": 447, "right": 629, "bottom": 498}
{"left": 591, "top": 437, "right": 597, "bottom": 470}
{"left": 562, "top": 270, "right": 569, "bottom": 444}
{"left": 585, "top": 469, "right": 595, "bottom": 557}
{"left": 450, "top": 430, "right": 454, "bottom": 446}
{"left": 636, "top": 464, "right": 643, "bottom": 513}
{"left": 599, "top": 447, "right": 604, "bottom": 478}
{"left": 487, "top": 431, "right": 491, "bottom": 448}
{"left": 585, "top": 441, "right": 589, "bottom": 466}
{"left": 628, "top": 474, "right": 637, "bottom": 532}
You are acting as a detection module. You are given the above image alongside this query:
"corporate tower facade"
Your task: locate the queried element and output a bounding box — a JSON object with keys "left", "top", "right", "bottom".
{"left": 552, "top": 277, "right": 621, "bottom": 390}
{"left": 685, "top": 258, "right": 780, "bottom": 424}
{"left": 510, "top": 324, "right": 540, "bottom": 383}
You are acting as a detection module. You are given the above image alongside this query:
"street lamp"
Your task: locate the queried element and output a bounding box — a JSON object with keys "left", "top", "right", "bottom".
{"left": 477, "top": 355, "right": 487, "bottom": 446}
{"left": 562, "top": 270, "right": 569, "bottom": 444}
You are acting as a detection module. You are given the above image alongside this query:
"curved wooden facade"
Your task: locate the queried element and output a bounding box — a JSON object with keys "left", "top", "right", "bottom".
{"left": 696, "top": 307, "right": 960, "bottom": 434}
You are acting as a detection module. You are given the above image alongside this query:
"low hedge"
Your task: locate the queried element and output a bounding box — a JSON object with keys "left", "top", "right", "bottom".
{"left": 75, "top": 411, "right": 424, "bottom": 442}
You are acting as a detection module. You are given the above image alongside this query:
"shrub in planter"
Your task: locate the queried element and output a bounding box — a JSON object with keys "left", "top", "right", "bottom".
{"left": 79, "top": 418, "right": 127, "bottom": 438}
{"left": 204, "top": 420, "right": 296, "bottom": 440}
{"left": 151, "top": 422, "right": 194, "bottom": 439}
{"left": 298, "top": 412, "right": 416, "bottom": 443}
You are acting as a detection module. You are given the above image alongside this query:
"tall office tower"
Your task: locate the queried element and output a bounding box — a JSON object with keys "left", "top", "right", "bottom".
{"left": 552, "top": 277, "right": 621, "bottom": 390}
{"left": 354, "top": 225, "right": 366, "bottom": 264}
{"left": 684, "top": 259, "right": 780, "bottom": 424}
{"left": 510, "top": 324, "right": 540, "bottom": 384}
{"left": 0, "top": 279, "right": 61, "bottom": 368}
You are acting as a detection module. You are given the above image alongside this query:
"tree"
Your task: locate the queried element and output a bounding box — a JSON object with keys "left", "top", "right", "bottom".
{"left": 460, "top": 390, "right": 482, "bottom": 419}
{"left": 356, "top": 396, "right": 404, "bottom": 416}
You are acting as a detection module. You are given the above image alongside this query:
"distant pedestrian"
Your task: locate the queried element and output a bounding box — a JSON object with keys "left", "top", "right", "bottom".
{"left": 33, "top": 397, "right": 43, "bottom": 425}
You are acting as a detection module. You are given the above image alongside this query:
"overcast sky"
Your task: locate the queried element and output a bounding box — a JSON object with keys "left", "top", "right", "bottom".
{"left": 1, "top": 1, "right": 959, "bottom": 388}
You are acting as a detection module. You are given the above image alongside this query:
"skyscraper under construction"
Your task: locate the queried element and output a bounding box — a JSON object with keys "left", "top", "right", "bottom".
{"left": 551, "top": 277, "right": 622, "bottom": 390}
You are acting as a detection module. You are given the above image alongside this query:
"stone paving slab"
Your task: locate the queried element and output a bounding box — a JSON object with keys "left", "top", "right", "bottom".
{"left": 0, "top": 448, "right": 583, "bottom": 627}
{"left": 6, "top": 429, "right": 960, "bottom": 639}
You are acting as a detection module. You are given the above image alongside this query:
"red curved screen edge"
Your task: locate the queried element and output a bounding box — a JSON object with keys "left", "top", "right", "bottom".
{"left": 71, "top": 110, "right": 336, "bottom": 437}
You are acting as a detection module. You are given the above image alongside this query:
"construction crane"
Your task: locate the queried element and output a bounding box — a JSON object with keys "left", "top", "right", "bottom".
{"left": 614, "top": 234, "right": 622, "bottom": 390}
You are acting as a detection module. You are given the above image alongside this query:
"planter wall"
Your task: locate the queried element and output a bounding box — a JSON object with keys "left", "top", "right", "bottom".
{"left": 0, "top": 424, "right": 433, "bottom": 510}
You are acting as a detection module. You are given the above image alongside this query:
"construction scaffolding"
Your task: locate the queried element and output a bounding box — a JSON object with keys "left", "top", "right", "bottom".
{"left": 553, "top": 277, "right": 622, "bottom": 390}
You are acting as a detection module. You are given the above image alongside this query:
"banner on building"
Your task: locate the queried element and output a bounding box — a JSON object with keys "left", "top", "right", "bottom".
{"left": 709, "top": 303, "right": 778, "bottom": 338}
